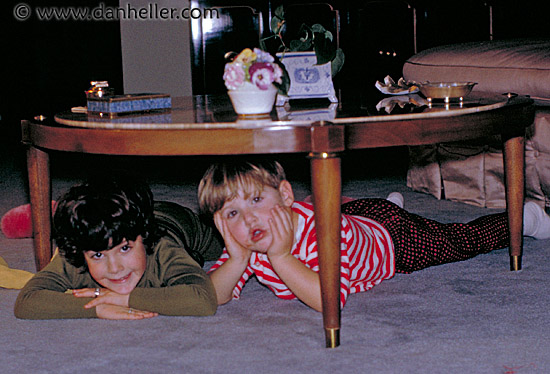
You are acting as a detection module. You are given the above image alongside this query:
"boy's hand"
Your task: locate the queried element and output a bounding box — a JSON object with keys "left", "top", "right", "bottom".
{"left": 266, "top": 204, "right": 294, "bottom": 260}
{"left": 72, "top": 288, "right": 157, "bottom": 319}
{"left": 73, "top": 287, "right": 130, "bottom": 309}
{"left": 214, "top": 212, "right": 251, "bottom": 263}
{"left": 95, "top": 304, "right": 158, "bottom": 320}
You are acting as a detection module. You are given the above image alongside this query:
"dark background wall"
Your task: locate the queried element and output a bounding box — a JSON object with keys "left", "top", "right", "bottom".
{"left": 3, "top": 0, "right": 124, "bottom": 143}
{"left": 2, "top": 0, "right": 548, "bottom": 145}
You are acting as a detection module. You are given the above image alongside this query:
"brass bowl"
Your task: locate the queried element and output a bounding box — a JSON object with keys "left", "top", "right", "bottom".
{"left": 419, "top": 82, "right": 477, "bottom": 102}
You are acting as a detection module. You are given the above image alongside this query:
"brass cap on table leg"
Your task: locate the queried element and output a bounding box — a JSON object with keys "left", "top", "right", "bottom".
{"left": 510, "top": 255, "right": 522, "bottom": 271}
{"left": 308, "top": 152, "right": 339, "bottom": 159}
{"left": 325, "top": 328, "right": 340, "bottom": 348}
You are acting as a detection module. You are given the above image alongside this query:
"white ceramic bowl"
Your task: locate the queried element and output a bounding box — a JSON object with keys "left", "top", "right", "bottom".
{"left": 228, "top": 82, "right": 278, "bottom": 115}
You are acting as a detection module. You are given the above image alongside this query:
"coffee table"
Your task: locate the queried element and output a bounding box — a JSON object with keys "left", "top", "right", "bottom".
{"left": 21, "top": 92, "right": 534, "bottom": 348}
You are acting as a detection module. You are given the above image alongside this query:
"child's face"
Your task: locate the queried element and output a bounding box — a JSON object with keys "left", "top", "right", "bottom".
{"left": 218, "top": 181, "right": 295, "bottom": 253}
{"left": 83, "top": 236, "right": 147, "bottom": 295}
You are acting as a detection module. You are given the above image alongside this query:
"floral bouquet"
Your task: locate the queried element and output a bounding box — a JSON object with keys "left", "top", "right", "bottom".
{"left": 223, "top": 48, "right": 289, "bottom": 95}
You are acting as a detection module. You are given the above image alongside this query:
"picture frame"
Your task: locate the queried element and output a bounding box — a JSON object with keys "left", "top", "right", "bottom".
{"left": 276, "top": 51, "right": 338, "bottom": 106}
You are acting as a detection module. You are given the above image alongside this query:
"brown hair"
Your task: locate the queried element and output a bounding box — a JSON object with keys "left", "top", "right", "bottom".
{"left": 53, "top": 172, "right": 157, "bottom": 269}
{"left": 198, "top": 160, "right": 286, "bottom": 216}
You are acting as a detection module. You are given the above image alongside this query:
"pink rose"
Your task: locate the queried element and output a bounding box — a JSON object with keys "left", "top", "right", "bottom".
{"left": 223, "top": 63, "right": 245, "bottom": 90}
{"left": 249, "top": 62, "right": 275, "bottom": 90}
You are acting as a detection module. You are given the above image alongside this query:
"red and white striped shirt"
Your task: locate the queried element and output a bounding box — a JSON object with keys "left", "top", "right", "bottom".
{"left": 208, "top": 201, "right": 395, "bottom": 308}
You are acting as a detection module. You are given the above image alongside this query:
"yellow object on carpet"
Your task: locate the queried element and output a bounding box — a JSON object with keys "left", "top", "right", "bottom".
{"left": 0, "top": 256, "right": 34, "bottom": 289}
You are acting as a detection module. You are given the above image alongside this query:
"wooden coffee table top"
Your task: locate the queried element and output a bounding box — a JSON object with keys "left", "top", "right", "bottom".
{"left": 54, "top": 92, "right": 524, "bottom": 128}
{"left": 22, "top": 92, "right": 531, "bottom": 157}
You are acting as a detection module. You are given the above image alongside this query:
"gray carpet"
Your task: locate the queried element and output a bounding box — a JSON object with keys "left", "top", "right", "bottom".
{"left": 1, "top": 141, "right": 549, "bottom": 374}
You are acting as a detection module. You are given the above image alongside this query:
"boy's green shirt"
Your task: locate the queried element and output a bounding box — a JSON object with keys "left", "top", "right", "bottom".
{"left": 14, "top": 237, "right": 217, "bottom": 319}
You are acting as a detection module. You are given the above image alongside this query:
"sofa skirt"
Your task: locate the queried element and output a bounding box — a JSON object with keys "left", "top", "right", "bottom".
{"left": 407, "top": 110, "right": 550, "bottom": 209}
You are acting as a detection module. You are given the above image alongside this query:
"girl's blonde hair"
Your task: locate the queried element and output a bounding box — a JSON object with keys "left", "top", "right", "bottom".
{"left": 198, "top": 160, "right": 286, "bottom": 216}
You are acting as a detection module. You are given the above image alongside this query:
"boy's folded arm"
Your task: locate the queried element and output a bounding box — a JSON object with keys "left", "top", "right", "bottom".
{"left": 14, "top": 254, "right": 103, "bottom": 319}
{"left": 124, "top": 238, "right": 218, "bottom": 316}
{"left": 15, "top": 289, "right": 97, "bottom": 319}
{"left": 14, "top": 275, "right": 97, "bottom": 319}
{"left": 129, "top": 278, "right": 218, "bottom": 316}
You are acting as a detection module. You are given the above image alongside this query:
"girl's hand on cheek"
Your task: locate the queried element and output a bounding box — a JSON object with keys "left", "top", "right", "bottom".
{"left": 213, "top": 211, "right": 226, "bottom": 236}
{"left": 267, "top": 205, "right": 294, "bottom": 260}
{"left": 214, "top": 212, "right": 250, "bottom": 263}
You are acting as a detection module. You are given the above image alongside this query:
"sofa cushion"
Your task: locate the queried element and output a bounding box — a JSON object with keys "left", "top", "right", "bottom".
{"left": 403, "top": 38, "right": 550, "bottom": 105}
{"left": 404, "top": 40, "right": 550, "bottom": 208}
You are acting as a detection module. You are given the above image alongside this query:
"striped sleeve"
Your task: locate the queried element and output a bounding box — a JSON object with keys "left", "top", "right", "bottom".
{"left": 293, "top": 202, "right": 394, "bottom": 308}
{"left": 342, "top": 214, "right": 395, "bottom": 301}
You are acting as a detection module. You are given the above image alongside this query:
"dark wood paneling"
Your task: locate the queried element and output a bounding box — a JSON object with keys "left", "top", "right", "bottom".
{"left": 190, "top": 1, "right": 270, "bottom": 94}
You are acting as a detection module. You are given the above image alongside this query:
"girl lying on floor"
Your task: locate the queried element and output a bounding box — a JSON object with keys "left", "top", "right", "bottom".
{"left": 199, "top": 160, "right": 550, "bottom": 311}
{"left": 14, "top": 173, "right": 223, "bottom": 319}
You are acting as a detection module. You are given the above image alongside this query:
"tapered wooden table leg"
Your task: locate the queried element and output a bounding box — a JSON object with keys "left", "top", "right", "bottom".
{"left": 310, "top": 154, "right": 342, "bottom": 348}
{"left": 27, "top": 146, "right": 52, "bottom": 271}
{"left": 503, "top": 135, "right": 525, "bottom": 271}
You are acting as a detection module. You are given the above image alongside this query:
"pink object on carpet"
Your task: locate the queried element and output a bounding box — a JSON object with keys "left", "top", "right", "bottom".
{"left": 1, "top": 202, "right": 56, "bottom": 239}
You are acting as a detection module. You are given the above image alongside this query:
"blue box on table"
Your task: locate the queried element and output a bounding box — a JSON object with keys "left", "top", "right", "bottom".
{"left": 87, "top": 93, "right": 171, "bottom": 116}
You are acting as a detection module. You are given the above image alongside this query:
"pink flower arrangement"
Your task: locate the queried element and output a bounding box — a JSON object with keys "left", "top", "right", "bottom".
{"left": 223, "top": 48, "right": 286, "bottom": 92}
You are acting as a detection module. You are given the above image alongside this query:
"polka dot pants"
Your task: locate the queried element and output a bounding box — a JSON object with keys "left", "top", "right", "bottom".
{"left": 341, "top": 198, "right": 510, "bottom": 273}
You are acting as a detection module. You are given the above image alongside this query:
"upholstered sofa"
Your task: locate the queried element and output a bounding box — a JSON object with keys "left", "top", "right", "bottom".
{"left": 402, "top": 38, "right": 550, "bottom": 209}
